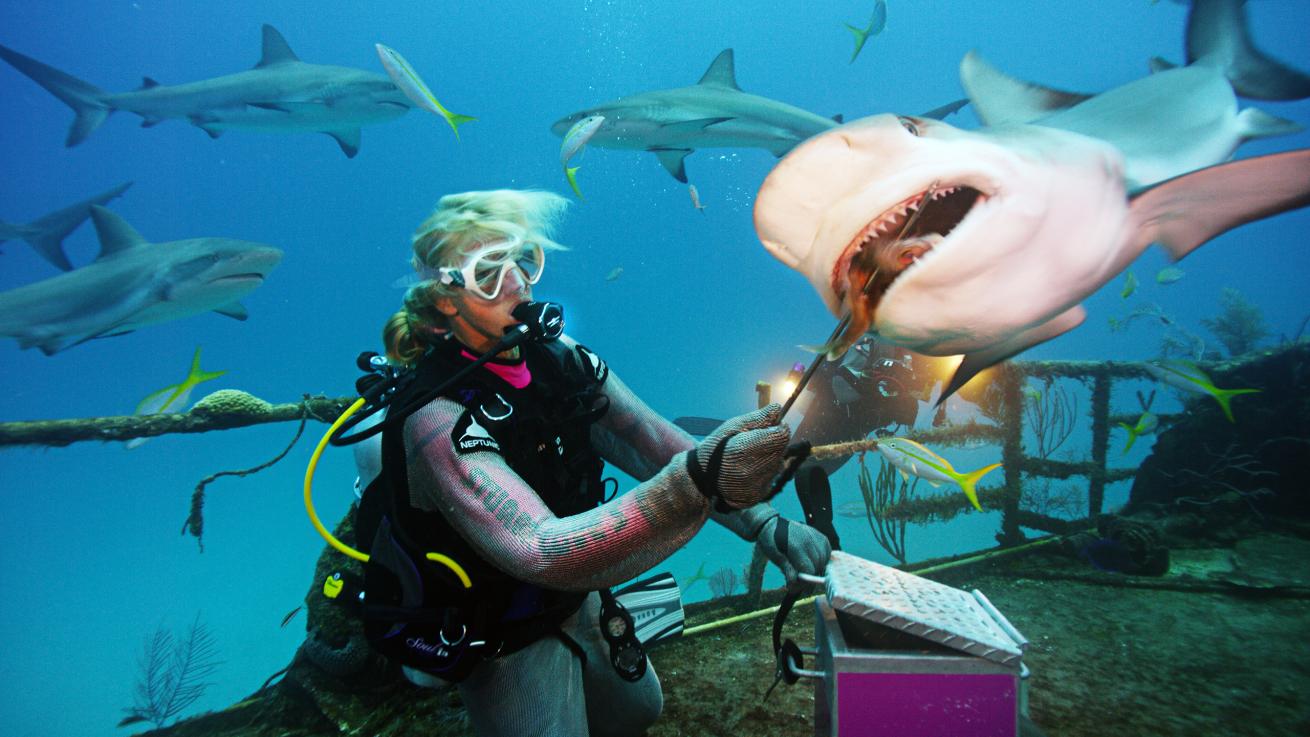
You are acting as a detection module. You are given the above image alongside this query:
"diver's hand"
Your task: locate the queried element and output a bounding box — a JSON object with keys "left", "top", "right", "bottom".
{"left": 756, "top": 516, "right": 832, "bottom": 588}
{"left": 685, "top": 404, "right": 791, "bottom": 510}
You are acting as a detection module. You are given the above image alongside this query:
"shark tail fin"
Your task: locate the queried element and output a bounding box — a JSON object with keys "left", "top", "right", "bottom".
{"left": 565, "top": 166, "right": 584, "bottom": 200}
{"left": 953, "top": 462, "right": 1001, "bottom": 512}
{"left": 1210, "top": 387, "right": 1261, "bottom": 424}
{"left": 0, "top": 43, "right": 112, "bottom": 147}
{"left": 1186, "top": 0, "right": 1310, "bottom": 101}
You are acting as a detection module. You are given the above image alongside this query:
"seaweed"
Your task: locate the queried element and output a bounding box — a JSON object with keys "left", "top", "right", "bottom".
{"left": 1200, "top": 287, "right": 1269, "bottom": 358}
{"left": 119, "top": 613, "right": 221, "bottom": 729}
{"left": 858, "top": 453, "right": 916, "bottom": 565}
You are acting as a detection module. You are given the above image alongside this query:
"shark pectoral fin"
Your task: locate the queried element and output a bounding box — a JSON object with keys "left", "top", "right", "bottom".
{"left": 256, "top": 25, "right": 300, "bottom": 68}
{"left": 214, "top": 303, "right": 249, "bottom": 321}
{"left": 89, "top": 206, "right": 148, "bottom": 261}
{"left": 189, "top": 115, "right": 223, "bottom": 139}
{"left": 1129, "top": 150, "right": 1310, "bottom": 261}
{"left": 941, "top": 306, "right": 1088, "bottom": 405}
{"left": 1149, "top": 56, "right": 1178, "bottom": 74}
{"left": 696, "top": 49, "right": 741, "bottom": 91}
{"left": 326, "top": 128, "right": 362, "bottom": 158}
{"left": 918, "top": 99, "right": 970, "bottom": 121}
{"left": 650, "top": 148, "right": 692, "bottom": 183}
{"left": 1236, "top": 107, "right": 1303, "bottom": 140}
{"left": 958, "top": 50, "right": 1092, "bottom": 127}
{"left": 248, "top": 102, "right": 293, "bottom": 113}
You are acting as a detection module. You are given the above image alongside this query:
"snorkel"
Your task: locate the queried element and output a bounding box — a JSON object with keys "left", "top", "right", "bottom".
{"left": 303, "top": 300, "right": 566, "bottom": 570}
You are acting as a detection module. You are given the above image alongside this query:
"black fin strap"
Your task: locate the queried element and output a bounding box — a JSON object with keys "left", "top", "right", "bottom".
{"left": 685, "top": 434, "right": 730, "bottom": 503}
{"left": 764, "top": 587, "right": 804, "bottom": 701}
{"left": 773, "top": 516, "right": 791, "bottom": 557}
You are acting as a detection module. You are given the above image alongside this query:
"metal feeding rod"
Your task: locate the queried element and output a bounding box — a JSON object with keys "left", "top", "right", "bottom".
{"left": 779, "top": 181, "right": 940, "bottom": 420}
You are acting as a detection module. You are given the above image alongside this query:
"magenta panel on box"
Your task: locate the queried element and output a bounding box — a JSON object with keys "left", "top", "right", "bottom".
{"left": 836, "top": 671, "right": 1016, "bottom": 737}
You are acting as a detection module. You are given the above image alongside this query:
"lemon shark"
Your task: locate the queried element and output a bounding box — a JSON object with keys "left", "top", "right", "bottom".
{"left": 754, "top": 0, "right": 1310, "bottom": 400}
{"left": 0, "top": 181, "right": 131, "bottom": 271}
{"left": 0, "top": 206, "right": 282, "bottom": 355}
{"left": 0, "top": 25, "right": 411, "bottom": 157}
{"left": 551, "top": 48, "right": 966, "bottom": 182}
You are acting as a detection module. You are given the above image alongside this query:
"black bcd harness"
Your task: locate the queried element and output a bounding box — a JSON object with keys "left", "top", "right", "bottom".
{"left": 347, "top": 335, "right": 616, "bottom": 682}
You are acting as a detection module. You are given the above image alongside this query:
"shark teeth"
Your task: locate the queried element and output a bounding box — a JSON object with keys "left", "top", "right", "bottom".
{"left": 851, "top": 185, "right": 961, "bottom": 251}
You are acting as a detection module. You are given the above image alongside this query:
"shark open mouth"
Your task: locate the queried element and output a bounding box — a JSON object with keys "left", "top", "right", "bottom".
{"left": 835, "top": 184, "right": 985, "bottom": 303}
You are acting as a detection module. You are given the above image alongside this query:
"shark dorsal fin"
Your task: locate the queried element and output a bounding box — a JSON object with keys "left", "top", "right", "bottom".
{"left": 959, "top": 50, "right": 1092, "bottom": 127}
{"left": 88, "top": 205, "right": 148, "bottom": 261}
{"left": 140, "top": 77, "right": 160, "bottom": 89}
{"left": 256, "top": 25, "right": 300, "bottom": 68}
{"left": 697, "top": 49, "right": 740, "bottom": 91}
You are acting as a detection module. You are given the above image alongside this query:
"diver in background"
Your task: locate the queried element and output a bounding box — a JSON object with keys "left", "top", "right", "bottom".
{"left": 792, "top": 334, "right": 921, "bottom": 550}
{"left": 354, "top": 189, "right": 832, "bottom": 737}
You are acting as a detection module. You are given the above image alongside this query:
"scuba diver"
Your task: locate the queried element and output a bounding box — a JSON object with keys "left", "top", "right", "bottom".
{"left": 339, "top": 189, "right": 831, "bottom": 737}
{"left": 790, "top": 333, "right": 921, "bottom": 550}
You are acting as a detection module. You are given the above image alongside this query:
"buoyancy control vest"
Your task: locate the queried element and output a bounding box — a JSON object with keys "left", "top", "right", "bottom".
{"left": 353, "top": 336, "right": 611, "bottom": 680}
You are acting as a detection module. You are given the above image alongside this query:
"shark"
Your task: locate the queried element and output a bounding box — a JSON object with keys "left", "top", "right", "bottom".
{"left": 550, "top": 48, "right": 968, "bottom": 183}
{"left": 0, "top": 181, "right": 131, "bottom": 271}
{"left": 753, "top": 0, "right": 1310, "bottom": 400}
{"left": 0, "top": 25, "right": 411, "bottom": 157}
{"left": 0, "top": 206, "right": 282, "bottom": 355}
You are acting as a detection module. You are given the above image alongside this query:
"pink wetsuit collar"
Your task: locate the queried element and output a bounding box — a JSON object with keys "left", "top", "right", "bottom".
{"left": 460, "top": 348, "right": 532, "bottom": 389}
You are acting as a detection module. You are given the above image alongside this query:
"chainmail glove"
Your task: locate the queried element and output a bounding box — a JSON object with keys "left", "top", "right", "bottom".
{"left": 756, "top": 516, "right": 832, "bottom": 588}
{"left": 685, "top": 403, "right": 791, "bottom": 511}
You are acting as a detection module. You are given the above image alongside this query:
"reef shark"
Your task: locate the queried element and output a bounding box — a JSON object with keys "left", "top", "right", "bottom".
{"left": 0, "top": 25, "right": 411, "bottom": 157}
{"left": 0, "top": 206, "right": 282, "bottom": 355}
{"left": 551, "top": 49, "right": 835, "bottom": 182}
{"left": 754, "top": 0, "right": 1310, "bottom": 400}
{"left": 550, "top": 49, "right": 967, "bottom": 183}
{"left": 0, "top": 181, "right": 131, "bottom": 271}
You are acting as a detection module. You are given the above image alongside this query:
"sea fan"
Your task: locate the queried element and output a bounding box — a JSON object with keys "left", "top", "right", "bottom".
{"left": 118, "top": 614, "right": 220, "bottom": 729}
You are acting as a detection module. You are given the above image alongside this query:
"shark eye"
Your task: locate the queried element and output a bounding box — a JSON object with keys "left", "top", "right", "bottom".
{"left": 898, "top": 117, "right": 921, "bottom": 136}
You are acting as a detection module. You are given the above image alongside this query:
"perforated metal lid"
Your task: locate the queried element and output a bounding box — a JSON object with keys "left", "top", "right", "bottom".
{"left": 825, "top": 551, "right": 1027, "bottom": 667}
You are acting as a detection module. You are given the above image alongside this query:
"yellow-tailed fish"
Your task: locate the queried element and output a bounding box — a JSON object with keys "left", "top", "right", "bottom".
{"left": 375, "top": 43, "right": 474, "bottom": 139}
{"left": 1117, "top": 411, "right": 1159, "bottom": 453}
{"left": 126, "top": 347, "right": 226, "bottom": 449}
{"left": 1121, "top": 270, "right": 1138, "bottom": 298}
{"left": 1143, "top": 359, "right": 1260, "bottom": 423}
{"left": 561, "top": 114, "right": 605, "bottom": 199}
{"left": 845, "top": 1, "right": 887, "bottom": 64}
{"left": 876, "top": 437, "right": 1000, "bottom": 512}
{"left": 689, "top": 184, "right": 706, "bottom": 213}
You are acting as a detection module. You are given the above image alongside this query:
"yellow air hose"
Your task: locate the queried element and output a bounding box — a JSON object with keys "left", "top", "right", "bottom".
{"left": 303, "top": 396, "right": 472, "bottom": 588}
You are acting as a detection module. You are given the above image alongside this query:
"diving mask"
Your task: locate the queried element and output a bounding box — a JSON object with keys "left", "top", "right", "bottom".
{"left": 435, "top": 237, "right": 545, "bottom": 300}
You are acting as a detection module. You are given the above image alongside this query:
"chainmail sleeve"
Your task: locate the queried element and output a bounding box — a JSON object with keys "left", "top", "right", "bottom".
{"left": 589, "top": 360, "right": 784, "bottom": 544}
{"left": 404, "top": 396, "right": 711, "bottom": 592}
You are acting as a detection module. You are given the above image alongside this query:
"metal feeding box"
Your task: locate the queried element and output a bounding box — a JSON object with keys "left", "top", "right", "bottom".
{"left": 808, "top": 552, "right": 1029, "bottom": 737}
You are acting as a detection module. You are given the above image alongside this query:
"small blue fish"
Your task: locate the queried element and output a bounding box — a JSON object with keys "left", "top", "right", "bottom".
{"left": 1155, "top": 266, "right": 1185, "bottom": 285}
{"left": 845, "top": 1, "right": 887, "bottom": 64}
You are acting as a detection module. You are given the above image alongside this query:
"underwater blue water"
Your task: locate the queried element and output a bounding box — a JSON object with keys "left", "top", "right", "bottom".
{"left": 0, "top": 2, "right": 1307, "bottom": 735}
